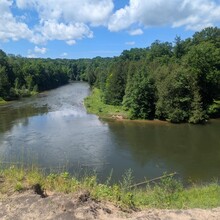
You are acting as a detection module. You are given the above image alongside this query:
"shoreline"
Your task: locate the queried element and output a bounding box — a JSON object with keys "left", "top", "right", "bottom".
{"left": 84, "top": 88, "right": 220, "bottom": 125}
{"left": 1, "top": 190, "right": 220, "bottom": 220}
{"left": 99, "top": 115, "right": 170, "bottom": 125}
{"left": 1, "top": 166, "right": 220, "bottom": 219}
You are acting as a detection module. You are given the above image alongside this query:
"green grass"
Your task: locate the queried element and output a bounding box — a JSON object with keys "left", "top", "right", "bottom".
{"left": 0, "top": 98, "right": 7, "bottom": 105}
{"left": 84, "top": 88, "right": 129, "bottom": 119}
{"left": 1, "top": 167, "right": 220, "bottom": 209}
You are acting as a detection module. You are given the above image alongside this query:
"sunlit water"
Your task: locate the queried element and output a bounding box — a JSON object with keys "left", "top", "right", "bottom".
{"left": 0, "top": 82, "right": 220, "bottom": 183}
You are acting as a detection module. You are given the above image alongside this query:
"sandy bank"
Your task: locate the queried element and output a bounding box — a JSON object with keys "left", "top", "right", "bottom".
{"left": 1, "top": 190, "right": 220, "bottom": 220}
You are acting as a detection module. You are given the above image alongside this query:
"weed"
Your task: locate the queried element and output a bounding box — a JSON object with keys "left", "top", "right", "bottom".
{"left": 120, "top": 169, "right": 134, "bottom": 191}
{"left": 1, "top": 167, "right": 220, "bottom": 209}
{"left": 105, "top": 169, "right": 113, "bottom": 186}
{"left": 15, "top": 182, "right": 23, "bottom": 191}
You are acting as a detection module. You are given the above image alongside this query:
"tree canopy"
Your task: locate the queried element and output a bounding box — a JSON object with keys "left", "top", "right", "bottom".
{"left": 0, "top": 27, "right": 219, "bottom": 123}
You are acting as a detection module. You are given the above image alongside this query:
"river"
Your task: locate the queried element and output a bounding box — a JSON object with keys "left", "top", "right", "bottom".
{"left": 0, "top": 82, "right": 220, "bottom": 183}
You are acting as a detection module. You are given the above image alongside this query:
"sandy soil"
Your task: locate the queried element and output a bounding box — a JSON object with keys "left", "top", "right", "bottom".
{"left": 0, "top": 190, "right": 220, "bottom": 220}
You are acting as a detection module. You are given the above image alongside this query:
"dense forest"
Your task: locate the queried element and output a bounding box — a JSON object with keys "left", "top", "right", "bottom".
{"left": 0, "top": 51, "right": 91, "bottom": 100}
{"left": 0, "top": 27, "right": 220, "bottom": 123}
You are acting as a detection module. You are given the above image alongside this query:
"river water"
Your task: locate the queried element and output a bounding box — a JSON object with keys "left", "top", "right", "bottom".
{"left": 0, "top": 82, "right": 220, "bottom": 183}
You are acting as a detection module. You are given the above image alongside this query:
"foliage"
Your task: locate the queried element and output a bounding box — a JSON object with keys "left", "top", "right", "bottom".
{"left": 0, "top": 53, "right": 91, "bottom": 100}
{"left": 155, "top": 65, "right": 186, "bottom": 122}
{"left": 104, "top": 61, "right": 128, "bottom": 105}
{"left": 184, "top": 41, "right": 220, "bottom": 107}
{"left": 84, "top": 87, "right": 128, "bottom": 118}
{"left": 1, "top": 166, "right": 220, "bottom": 209}
{"left": 123, "top": 62, "right": 156, "bottom": 119}
{"left": 146, "top": 175, "right": 184, "bottom": 208}
{"left": 207, "top": 100, "right": 220, "bottom": 118}
{"left": 0, "top": 97, "right": 6, "bottom": 105}
{"left": 0, "top": 26, "right": 219, "bottom": 123}
{"left": 88, "top": 26, "right": 220, "bottom": 123}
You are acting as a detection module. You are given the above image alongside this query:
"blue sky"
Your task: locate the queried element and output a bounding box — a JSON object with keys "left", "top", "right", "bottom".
{"left": 0, "top": 0, "right": 220, "bottom": 59}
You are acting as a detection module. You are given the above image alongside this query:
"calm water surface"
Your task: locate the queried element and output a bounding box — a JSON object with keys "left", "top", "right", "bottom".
{"left": 0, "top": 82, "right": 220, "bottom": 183}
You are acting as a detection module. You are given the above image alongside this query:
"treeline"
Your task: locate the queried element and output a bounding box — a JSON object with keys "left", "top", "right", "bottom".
{"left": 84, "top": 27, "right": 220, "bottom": 123}
{"left": 0, "top": 50, "right": 112, "bottom": 101}
{"left": 0, "top": 51, "right": 93, "bottom": 100}
{"left": 0, "top": 27, "right": 220, "bottom": 123}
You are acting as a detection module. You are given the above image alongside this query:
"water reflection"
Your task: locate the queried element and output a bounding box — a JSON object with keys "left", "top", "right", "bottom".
{"left": 0, "top": 82, "right": 220, "bottom": 183}
{"left": 0, "top": 104, "right": 48, "bottom": 133}
{"left": 105, "top": 119, "right": 220, "bottom": 182}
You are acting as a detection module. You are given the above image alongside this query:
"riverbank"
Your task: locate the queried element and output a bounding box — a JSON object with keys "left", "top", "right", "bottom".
{"left": 84, "top": 88, "right": 171, "bottom": 124}
{"left": 0, "top": 98, "right": 7, "bottom": 105}
{"left": 1, "top": 167, "right": 220, "bottom": 219}
{"left": 1, "top": 190, "right": 220, "bottom": 220}
{"left": 0, "top": 90, "right": 39, "bottom": 105}
{"left": 84, "top": 88, "right": 220, "bottom": 123}
{"left": 1, "top": 167, "right": 220, "bottom": 210}
{"left": 84, "top": 88, "right": 129, "bottom": 119}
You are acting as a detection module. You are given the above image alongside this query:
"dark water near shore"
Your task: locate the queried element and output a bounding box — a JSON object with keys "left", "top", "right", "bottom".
{"left": 0, "top": 82, "right": 220, "bottom": 183}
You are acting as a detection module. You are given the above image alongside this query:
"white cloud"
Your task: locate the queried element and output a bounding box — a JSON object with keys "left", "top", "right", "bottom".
{"left": 125, "top": 41, "right": 135, "bottom": 45}
{"left": 34, "top": 46, "right": 47, "bottom": 54}
{"left": 128, "top": 28, "right": 143, "bottom": 36}
{"left": 108, "top": 6, "right": 133, "bottom": 31}
{"left": 16, "top": 0, "right": 114, "bottom": 25}
{"left": 0, "top": 0, "right": 113, "bottom": 44}
{"left": 66, "top": 40, "right": 76, "bottom": 45}
{"left": 108, "top": 0, "right": 220, "bottom": 31}
{"left": 0, "top": 0, "right": 33, "bottom": 42}
{"left": 1, "top": 0, "right": 219, "bottom": 44}
{"left": 36, "top": 21, "right": 93, "bottom": 42}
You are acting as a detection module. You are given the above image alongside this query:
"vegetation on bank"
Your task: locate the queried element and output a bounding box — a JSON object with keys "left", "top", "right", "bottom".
{"left": 0, "top": 97, "right": 6, "bottom": 105}
{"left": 86, "top": 27, "right": 220, "bottom": 124}
{"left": 0, "top": 50, "right": 93, "bottom": 101}
{"left": 1, "top": 27, "right": 220, "bottom": 123}
{"left": 84, "top": 88, "right": 129, "bottom": 119}
{"left": 1, "top": 167, "right": 220, "bottom": 209}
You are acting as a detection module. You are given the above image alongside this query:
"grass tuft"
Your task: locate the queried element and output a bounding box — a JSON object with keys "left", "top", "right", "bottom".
{"left": 0, "top": 98, "right": 7, "bottom": 105}
{"left": 1, "top": 166, "right": 220, "bottom": 209}
{"left": 84, "top": 88, "right": 129, "bottom": 119}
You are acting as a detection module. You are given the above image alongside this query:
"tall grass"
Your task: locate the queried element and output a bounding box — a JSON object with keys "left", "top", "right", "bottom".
{"left": 84, "top": 88, "right": 129, "bottom": 118}
{"left": 0, "top": 98, "right": 7, "bottom": 105}
{"left": 1, "top": 166, "right": 220, "bottom": 209}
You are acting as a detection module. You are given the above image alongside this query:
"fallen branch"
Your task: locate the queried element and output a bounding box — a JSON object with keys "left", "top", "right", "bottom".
{"left": 129, "top": 172, "right": 178, "bottom": 188}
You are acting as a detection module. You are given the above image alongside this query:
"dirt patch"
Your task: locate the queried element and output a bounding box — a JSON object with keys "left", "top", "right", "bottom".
{"left": 0, "top": 190, "right": 220, "bottom": 220}
{"left": 111, "top": 115, "right": 124, "bottom": 120}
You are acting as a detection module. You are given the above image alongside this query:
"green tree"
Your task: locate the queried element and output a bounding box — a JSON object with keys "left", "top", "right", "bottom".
{"left": 123, "top": 62, "right": 155, "bottom": 119}
{"left": 104, "top": 61, "right": 128, "bottom": 105}
{"left": 155, "top": 64, "right": 192, "bottom": 123}
{"left": 0, "top": 66, "right": 10, "bottom": 99}
{"left": 173, "top": 36, "right": 185, "bottom": 59}
{"left": 189, "top": 86, "right": 207, "bottom": 123}
{"left": 184, "top": 41, "right": 220, "bottom": 107}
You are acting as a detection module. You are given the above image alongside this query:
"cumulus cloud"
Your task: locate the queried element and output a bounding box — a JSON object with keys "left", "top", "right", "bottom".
{"left": 1, "top": 0, "right": 219, "bottom": 44}
{"left": 66, "top": 40, "right": 76, "bottom": 45}
{"left": 108, "top": 0, "right": 220, "bottom": 31}
{"left": 34, "top": 46, "right": 47, "bottom": 54}
{"left": 19, "top": 0, "right": 113, "bottom": 44}
{"left": 36, "top": 21, "right": 93, "bottom": 41}
{"left": 16, "top": 0, "right": 114, "bottom": 26}
{"left": 0, "top": 0, "right": 113, "bottom": 44}
{"left": 128, "top": 28, "right": 143, "bottom": 36}
{"left": 0, "top": 0, "right": 32, "bottom": 42}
